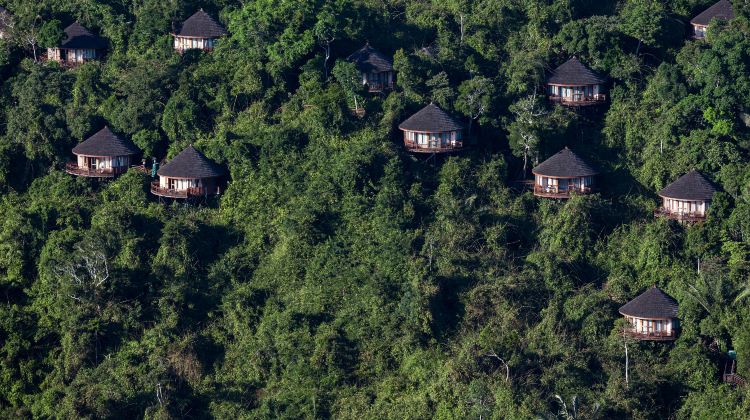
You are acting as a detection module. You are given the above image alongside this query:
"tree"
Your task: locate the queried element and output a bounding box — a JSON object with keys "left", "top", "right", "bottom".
{"left": 507, "top": 93, "right": 550, "bottom": 177}
{"left": 37, "top": 19, "right": 63, "bottom": 49}
{"left": 455, "top": 76, "right": 494, "bottom": 137}
{"left": 426, "top": 71, "right": 454, "bottom": 108}
{"left": 619, "top": 0, "right": 665, "bottom": 56}
{"left": 313, "top": 8, "right": 340, "bottom": 79}
{"left": 332, "top": 60, "right": 364, "bottom": 113}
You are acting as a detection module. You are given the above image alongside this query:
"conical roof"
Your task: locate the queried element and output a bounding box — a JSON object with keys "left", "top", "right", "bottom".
{"left": 176, "top": 9, "right": 227, "bottom": 38}
{"left": 157, "top": 145, "right": 225, "bottom": 178}
{"left": 691, "top": 0, "right": 734, "bottom": 26}
{"left": 60, "top": 22, "right": 107, "bottom": 49}
{"left": 547, "top": 57, "right": 606, "bottom": 86}
{"left": 347, "top": 43, "right": 394, "bottom": 73}
{"left": 72, "top": 127, "right": 140, "bottom": 157}
{"left": 658, "top": 170, "right": 717, "bottom": 201}
{"left": 532, "top": 147, "right": 598, "bottom": 177}
{"left": 398, "top": 103, "right": 463, "bottom": 132}
{"left": 619, "top": 286, "right": 679, "bottom": 319}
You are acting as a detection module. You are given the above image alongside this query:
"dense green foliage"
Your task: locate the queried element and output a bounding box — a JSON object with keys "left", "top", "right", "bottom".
{"left": 0, "top": 0, "right": 749, "bottom": 418}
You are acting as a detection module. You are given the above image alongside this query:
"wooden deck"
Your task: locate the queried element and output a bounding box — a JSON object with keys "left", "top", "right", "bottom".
{"left": 724, "top": 373, "right": 746, "bottom": 386}
{"left": 404, "top": 140, "right": 463, "bottom": 154}
{"left": 368, "top": 82, "right": 394, "bottom": 92}
{"left": 723, "top": 360, "right": 746, "bottom": 386}
{"left": 41, "top": 55, "right": 97, "bottom": 69}
{"left": 623, "top": 329, "right": 677, "bottom": 341}
{"left": 174, "top": 46, "right": 216, "bottom": 54}
{"left": 150, "top": 181, "right": 218, "bottom": 199}
{"left": 654, "top": 208, "right": 706, "bottom": 222}
{"left": 548, "top": 94, "right": 606, "bottom": 107}
{"left": 65, "top": 163, "right": 138, "bottom": 178}
{"left": 533, "top": 185, "right": 596, "bottom": 199}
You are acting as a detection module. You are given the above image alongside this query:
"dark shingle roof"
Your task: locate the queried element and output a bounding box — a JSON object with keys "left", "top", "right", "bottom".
{"left": 547, "top": 57, "right": 607, "bottom": 86}
{"left": 619, "top": 286, "right": 679, "bottom": 319}
{"left": 658, "top": 170, "right": 718, "bottom": 201}
{"left": 532, "top": 147, "right": 598, "bottom": 177}
{"left": 158, "top": 145, "right": 225, "bottom": 178}
{"left": 59, "top": 22, "right": 107, "bottom": 49}
{"left": 398, "top": 103, "right": 464, "bottom": 132}
{"left": 691, "top": 0, "right": 734, "bottom": 26}
{"left": 347, "top": 43, "right": 394, "bottom": 73}
{"left": 177, "top": 9, "right": 227, "bottom": 38}
{"left": 72, "top": 127, "right": 140, "bottom": 157}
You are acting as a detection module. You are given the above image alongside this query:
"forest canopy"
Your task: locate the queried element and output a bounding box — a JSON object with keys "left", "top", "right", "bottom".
{"left": 0, "top": 0, "right": 750, "bottom": 418}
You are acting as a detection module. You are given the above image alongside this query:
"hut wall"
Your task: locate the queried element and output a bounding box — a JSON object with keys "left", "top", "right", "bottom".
{"left": 363, "top": 71, "right": 393, "bottom": 87}
{"left": 160, "top": 176, "right": 204, "bottom": 191}
{"left": 76, "top": 155, "right": 130, "bottom": 170}
{"left": 174, "top": 36, "right": 217, "bottom": 51}
{"left": 693, "top": 24, "right": 707, "bottom": 38}
{"left": 47, "top": 48, "right": 61, "bottom": 61}
{"left": 535, "top": 175, "right": 594, "bottom": 190}
{"left": 548, "top": 84, "right": 602, "bottom": 99}
{"left": 662, "top": 197, "right": 707, "bottom": 216}
{"left": 627, "top": 316, "right": 674, "bottom": 335}
{"left": 404, "top": 129, "right": 461, "bottom": 149}
{"left": 48, "top": 48, "right": 97, "bottom": 63}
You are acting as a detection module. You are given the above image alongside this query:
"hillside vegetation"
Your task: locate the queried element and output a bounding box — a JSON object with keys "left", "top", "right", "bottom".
{"left": 0, "top": 0, "right": 749, "bottom": 418}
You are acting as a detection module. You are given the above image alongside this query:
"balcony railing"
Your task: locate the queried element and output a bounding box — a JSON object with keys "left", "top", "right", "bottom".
{"left": 654, "top": 208, "right": 706, "bottom": 222}
{"left": 367, "top": 81, "right": 395, "bottom": 92}
{"left": 404, "top": 140, "right": 464, "bottom": 154}
{"left": 150, "top": 181, "right": 218, "bottom": 199}
{"left": 174, "top": 46, "right": 216, "bottom": 53}
{"left": 548, "top": 93, "right": 606, "bottom": 106}
{"left": 65, "top": 162, "right": 133, "bottom": 177}
{"left": 41, "top": 55, "right": 97, "bottom": 68}
{"left": 723, "top": 373, "right": 746, "bottom": 387}
{"left": 623, "top": 329, "right": 677, "bottom": 341}
{"left": 533, "top": 184, "right": 596, "bottom": 198}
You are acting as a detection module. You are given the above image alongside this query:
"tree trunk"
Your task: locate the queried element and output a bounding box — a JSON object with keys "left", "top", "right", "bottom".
{"left": 625, "top": 340, "right": 629, "bottom": 388}
{"left": 323, "top": 43, "right": 331, "bottom": 78}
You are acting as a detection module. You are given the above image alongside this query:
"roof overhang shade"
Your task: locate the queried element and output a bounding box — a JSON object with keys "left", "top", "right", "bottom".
{"left": 347, "top": 43, "right": 394, "bottom": 74}
{"left": 546, "top": 57, "right": 606, "bottom": 86}
{"left": 619, "top": 286, "right": 678, "bottom": 319}
{"left": 532, "top": 147, "right": 598, "bottom": 178}
{"left": 175, "top": 10, "right": 227, "bottom": 38}
{"left": 658, "top": 170, "right": 717, "bottom": 201}
{"left": 157, "top": 145, "right": 225, "bottom": 179}
{"left": 398, "top": 103, "right": 463, "bottom": 133}
{"left": 690, "top": 0, "right": 734, "bottom": 26}
{"left": 72, "top": 127, "right": 140, "bottom": 157}
{"left": 58, "top": 22, "right": 107, "bottom": 50}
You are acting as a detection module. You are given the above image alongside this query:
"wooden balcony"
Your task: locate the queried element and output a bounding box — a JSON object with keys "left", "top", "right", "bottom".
{"left": 404, "top": 140, "right": 464, "bottom": 154}
{"left": 654, "top": 208, "right": 706, "bottom": 222}
{"left": 723, "top": 373, "right": 746, "bottom": 387}
{"left": 65, "top": 162, "right": 134, "bottom": 178}
{"left": 623, "top": 329, "right": 677, "bottom": 341}
{"left": 368, "top": 81, "right": 394, "bottom": 92}
{"left": 150, "top": 181, "right": 218, "bottom": 199}
{"left": 41, "top": 55, "right": 97, "bottom": 69}
{"left": 174, "top": 46, "right": 216, "bottom": 54}
{"left": 533, "top": 184, "right": 596, "bottom": 199}
{"left": 548, "top": 93, "right": 606, "bottom": 107}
